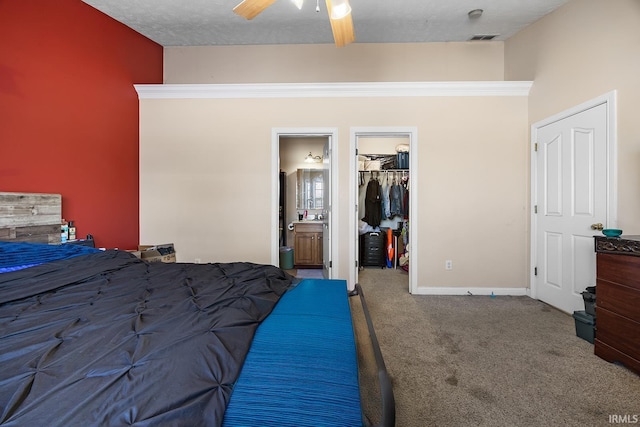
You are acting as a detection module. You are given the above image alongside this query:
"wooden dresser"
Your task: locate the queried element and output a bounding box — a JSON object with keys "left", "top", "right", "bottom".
{"left": 594, "top": 236, "right": 640, "bottom": 375}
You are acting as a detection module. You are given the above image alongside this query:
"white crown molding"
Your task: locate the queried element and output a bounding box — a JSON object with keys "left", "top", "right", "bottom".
{"left": 134, "top": 81, "right": 533, "bottom": 99}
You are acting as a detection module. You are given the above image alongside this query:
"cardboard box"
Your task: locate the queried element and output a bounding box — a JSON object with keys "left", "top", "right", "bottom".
{"left": 137, "top": 243, "right": 176, "bottom": 263}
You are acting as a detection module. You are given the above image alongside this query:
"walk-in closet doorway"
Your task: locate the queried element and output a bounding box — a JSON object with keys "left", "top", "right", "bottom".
{"left": 349, "top": 128, "right": 418, "bottom": 293}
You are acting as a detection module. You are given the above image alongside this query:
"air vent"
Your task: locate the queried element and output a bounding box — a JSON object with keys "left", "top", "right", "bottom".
{"left": 469, "top": 34, "right": 499, "bottom": 41}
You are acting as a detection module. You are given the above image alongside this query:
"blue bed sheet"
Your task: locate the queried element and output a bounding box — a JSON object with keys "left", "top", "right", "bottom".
{"left": 223, "top": 278, "right": 362, "bottom": 427}
{"left": 0, "top": 241, "right": 100, "bottom": 273}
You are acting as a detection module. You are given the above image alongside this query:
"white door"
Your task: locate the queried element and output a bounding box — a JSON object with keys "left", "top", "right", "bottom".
{"left": 534, "top": 103, "right": 608, "bottom": 314}
{"left": 322, "top": 140, "right": 331, "bottom": 278}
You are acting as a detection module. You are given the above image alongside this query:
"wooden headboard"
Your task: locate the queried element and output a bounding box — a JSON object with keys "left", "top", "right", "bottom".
{"left": 0, "top": 192, "right": 62, "bottom": 243}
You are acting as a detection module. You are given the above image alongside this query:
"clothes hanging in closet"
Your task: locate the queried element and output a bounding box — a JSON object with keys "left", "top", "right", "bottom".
{"left": 389, "top": 182, "right": 403, "bottom": 218}
{"left": 402, "top": 175, "right": 410, "bottom": 219}
{"left": 382, "top": 182, "right": 390, "bottom": 220}
{"left": 362, "top": 177, "right": 382, "bottom": 227}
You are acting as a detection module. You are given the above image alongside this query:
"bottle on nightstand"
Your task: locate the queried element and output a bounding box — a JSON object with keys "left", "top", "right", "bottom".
{"left": 68, "top": 220, "right": 76, "bottom": 241}
{"left": 61, "top": 219, "right": 69, "bottom": 243}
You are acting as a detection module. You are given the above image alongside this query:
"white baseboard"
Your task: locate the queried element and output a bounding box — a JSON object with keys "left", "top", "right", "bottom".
{"left": 412, "top": 287, "right": 529, "bottom": 296}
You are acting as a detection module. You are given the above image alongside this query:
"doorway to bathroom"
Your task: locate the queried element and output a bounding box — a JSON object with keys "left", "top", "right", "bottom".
{"left": 272, "top": 128, "right": 337, "bottom": 280}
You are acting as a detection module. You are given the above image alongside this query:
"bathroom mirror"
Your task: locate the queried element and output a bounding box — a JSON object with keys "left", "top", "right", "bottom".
{"left": 296, "top": 169, "right": 324, "bottom": 210}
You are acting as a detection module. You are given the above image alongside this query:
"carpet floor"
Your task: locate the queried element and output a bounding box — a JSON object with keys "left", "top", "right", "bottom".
{"left": 352, "top": 267, "right": 640, "bottom": 427}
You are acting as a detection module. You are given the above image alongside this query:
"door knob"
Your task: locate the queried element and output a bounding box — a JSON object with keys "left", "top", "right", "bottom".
{"left": 590, "top": 223, "right": 603, "bottom": 230}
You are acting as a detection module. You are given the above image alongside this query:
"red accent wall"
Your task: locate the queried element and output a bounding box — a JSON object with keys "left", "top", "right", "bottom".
{"left": 0, "top": 0, "right": 163, "bottom": 249}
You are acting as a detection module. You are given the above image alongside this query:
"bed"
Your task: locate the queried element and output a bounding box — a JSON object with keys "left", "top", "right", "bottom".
{"left": 0, "top": 194, "right": 395, "bottom": 426}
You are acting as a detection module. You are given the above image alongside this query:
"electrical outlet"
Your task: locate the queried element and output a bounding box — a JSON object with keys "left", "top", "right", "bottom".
{"left": 195, "top": 258, "right": 201, "bottom": 264}
{"left": 445, "top": 260, "right": 453, "bottom": 270}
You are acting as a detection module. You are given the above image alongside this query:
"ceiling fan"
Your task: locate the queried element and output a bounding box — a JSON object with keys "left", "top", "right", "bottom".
{"left": 233, "top": 0, "right": 355, "bottom": 47}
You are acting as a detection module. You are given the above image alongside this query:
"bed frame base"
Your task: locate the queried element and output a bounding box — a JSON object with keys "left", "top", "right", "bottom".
{"left": 351, "top": 284, "right": 396, "bottom": 427}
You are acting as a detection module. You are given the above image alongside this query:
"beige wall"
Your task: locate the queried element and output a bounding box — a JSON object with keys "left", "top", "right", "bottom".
{"left": 359, "top": 136, "right": 409, "bottom": 155}
{"left": 139, "top": 41, "right": 534, "bottom": 289}
{"left": 139, "top": 93, "right": 529, "bottom": 289}
{"left": 164, "top": 42, "right": 505, "bottom": 84}
{"left": 505, "top": 0, "right": 640, "bottom": 233}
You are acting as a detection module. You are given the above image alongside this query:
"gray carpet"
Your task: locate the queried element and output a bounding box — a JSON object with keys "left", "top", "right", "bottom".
{"left": 351, "top": 268, "right": 640, "bottom": 427}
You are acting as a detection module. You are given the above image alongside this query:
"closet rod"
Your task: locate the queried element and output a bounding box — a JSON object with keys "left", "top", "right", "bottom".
{"left": 359, "top": 169, "right": 409, "bottom": 173}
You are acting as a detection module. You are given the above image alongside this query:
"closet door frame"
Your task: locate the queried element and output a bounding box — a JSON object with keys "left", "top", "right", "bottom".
{"left": 349, "top": 127, "right": 418, "bottom": 293}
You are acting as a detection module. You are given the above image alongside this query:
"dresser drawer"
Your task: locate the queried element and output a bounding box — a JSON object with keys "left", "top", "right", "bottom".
{"left": 595, "top": 339, "right": 640, "bottom": 376}
{"left": 596, "top": 307, "right": 640, "bottom": 359}
{"left": 597, "top": 279, "right": 640, "bottom": 323}
{"left": 597, "top": 253, "right": 640, "bottom": 290}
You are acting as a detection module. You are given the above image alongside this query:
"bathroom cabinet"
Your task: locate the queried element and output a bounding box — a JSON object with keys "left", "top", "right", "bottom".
{"left": 294, "top": 222, "right": 323, "bottom": 268}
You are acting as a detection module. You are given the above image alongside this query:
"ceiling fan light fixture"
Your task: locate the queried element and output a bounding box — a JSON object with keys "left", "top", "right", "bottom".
{"left": 234, "top": 0, "right": 354, "bottom": 47}
{"left": 291, "top": 0, "right": 304, "bottom": 10}
{"left": 330, "top": 0, "right": 351, "bottom": 19}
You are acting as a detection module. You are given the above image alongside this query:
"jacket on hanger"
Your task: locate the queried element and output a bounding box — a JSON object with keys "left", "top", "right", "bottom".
{"left": 362, "top": 178, "right": 382, "bottom": 227}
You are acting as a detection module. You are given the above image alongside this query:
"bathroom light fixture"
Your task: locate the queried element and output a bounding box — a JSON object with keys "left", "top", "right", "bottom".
{"left": 330, "top": 0, "right": 351, "bottom": 19}
{"left": 304, "top": 152, "right": 322, "bottom": 163}
{"left": 468, "top": 9, "right": 483, "bottom": 19}
{"left": 291, "top": 0, "right": 303, "bottom": 10}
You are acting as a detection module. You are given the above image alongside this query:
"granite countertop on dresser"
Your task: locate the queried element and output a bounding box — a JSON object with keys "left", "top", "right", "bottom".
{"left": 594, "top": 235, "right": 640, "bottom": 256}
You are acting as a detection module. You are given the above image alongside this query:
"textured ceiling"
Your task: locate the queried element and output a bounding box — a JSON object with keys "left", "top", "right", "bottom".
{"left": 81, "top": 0, "right": 569, "bottom": 47}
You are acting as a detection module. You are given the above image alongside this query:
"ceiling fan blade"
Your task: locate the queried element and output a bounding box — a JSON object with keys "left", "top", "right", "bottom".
{"left": 233, "top": 0, "right": 277, "bottom": 20}
{"left": 325, "top": 0, "right": 355, "bottom": 47}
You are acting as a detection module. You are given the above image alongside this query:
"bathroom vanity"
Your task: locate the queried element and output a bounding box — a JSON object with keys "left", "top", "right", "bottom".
{"left": 293, "top": 221, "right": 323, "bottom": 268}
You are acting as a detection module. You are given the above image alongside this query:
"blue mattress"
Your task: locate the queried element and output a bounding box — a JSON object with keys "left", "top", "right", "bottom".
{"left": 223, "top": 278, "right": 363, "bottom": 427}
